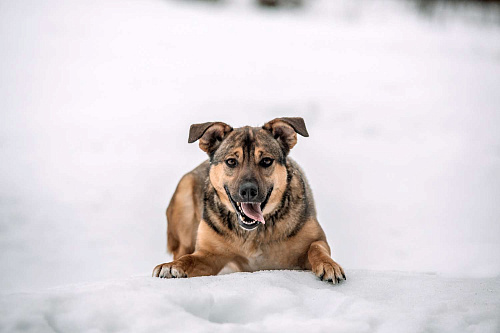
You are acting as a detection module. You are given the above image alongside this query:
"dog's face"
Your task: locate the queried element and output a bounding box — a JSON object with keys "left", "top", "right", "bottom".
{"left": 188, "top": 118, "right": 308, "bottom": 231}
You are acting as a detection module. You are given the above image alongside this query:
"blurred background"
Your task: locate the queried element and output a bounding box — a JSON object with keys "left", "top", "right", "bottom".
{"left": 1, "top": 0, "right": 499, "bottom": 292}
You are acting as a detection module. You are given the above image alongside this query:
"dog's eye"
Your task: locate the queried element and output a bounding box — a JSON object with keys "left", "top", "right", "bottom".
{"left": 225, "top": 158, "right": 238, "bottom": 168}
{"left": 260, "top": 157, "right": 274, "bottom": 168}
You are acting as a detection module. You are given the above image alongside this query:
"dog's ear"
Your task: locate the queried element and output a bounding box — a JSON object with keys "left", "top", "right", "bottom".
{"left": 263, "top": 117, "right": 309, "bottom": 153}
{"left": 188, "top": 121, "right": 233, "bottom": 154}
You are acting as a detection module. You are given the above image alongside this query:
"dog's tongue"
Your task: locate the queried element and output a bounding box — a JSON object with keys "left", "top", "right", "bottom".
{"left": 240, "top": 203, "right": 265, "bottom": 224}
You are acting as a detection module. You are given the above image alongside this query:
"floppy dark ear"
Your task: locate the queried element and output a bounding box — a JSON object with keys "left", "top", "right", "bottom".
{"left": 188, "top": 121, "right": 233, "bottom": 154}
{"left": 262, "top": 117, "right": 309, "bottom": 153}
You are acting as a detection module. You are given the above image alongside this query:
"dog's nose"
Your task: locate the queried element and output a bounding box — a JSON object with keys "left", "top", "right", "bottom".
{"left": 239, "top": 182, "right": 258, "bottom": 202}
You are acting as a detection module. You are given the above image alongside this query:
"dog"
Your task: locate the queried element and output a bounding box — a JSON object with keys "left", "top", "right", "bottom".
{"left": 152, "top": 117, "right": 346, "bottom": 283}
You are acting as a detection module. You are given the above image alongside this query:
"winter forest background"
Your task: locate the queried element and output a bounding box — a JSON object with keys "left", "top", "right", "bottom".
{"left": 1, "top": 0, "right": 500, "bottom": 332}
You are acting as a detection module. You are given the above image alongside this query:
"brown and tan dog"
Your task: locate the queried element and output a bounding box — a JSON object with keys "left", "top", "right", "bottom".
{"left": 152, "top": 117, "right": 345, "bottom": 283}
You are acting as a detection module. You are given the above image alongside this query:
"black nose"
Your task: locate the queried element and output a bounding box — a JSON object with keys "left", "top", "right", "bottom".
{"left": 239, "top": 182, "right": 259, "bottom": 202}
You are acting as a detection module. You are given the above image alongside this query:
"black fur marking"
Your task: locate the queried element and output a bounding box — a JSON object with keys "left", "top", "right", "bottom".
{"left": 244, "top": 128, "right": 253, "bottom": 160}
{"left": 216, "top": 195, "right": 236, "bottom": 231}
{"left": 260, "top": 186, "right": 273, "bottom": 212}
{"left": 286, "top": 174, "right": 310, "bottom": 238}
{"left": 217, "top": 199, "right": 234, "bottom": 231}
{"left": 263, "top": 164, "right": 294, "bottom": 228}
{"left": 286, "top": 214, "right": 308, "bottom": 238}
{"left": 286, "top": 167, "right": 292, "bottom": 184}
{"left": 203, "top": 192, "right": 228, "bottom": 236}
{"left": 202, "top": 213, "right": 224, "bottom": 236}
{"left": 265, "top": 181, "right": 292, "bottom": 228}
{"left": 299, "top": 173, "right": 310, "bottom": 217}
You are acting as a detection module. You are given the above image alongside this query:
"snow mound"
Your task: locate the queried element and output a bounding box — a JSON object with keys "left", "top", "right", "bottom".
{"left": 1, "top": 270, "right": 498, "bottom": 332}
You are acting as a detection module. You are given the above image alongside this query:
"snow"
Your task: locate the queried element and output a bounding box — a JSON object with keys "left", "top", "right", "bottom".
{"left": 1, "top": 0, "right": 500, "bottom": 330}
{"left": 1, "top": 270, "right": 499, "bottom": 332}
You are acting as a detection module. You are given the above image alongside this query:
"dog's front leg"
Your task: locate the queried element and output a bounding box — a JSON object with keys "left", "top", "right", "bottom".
{"left": 152, "top": 250, "right": 231, "bottom": 278}
{"left": 307, "top": 240, "right": 346, "bottom": 284}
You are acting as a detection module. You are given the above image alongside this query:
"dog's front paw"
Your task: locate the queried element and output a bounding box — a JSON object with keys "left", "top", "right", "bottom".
{"left": 152, "top": 261, "right": 188, "bottom": 278}
{"left": 312, "top": 259, "right": 346, "bottom": 284}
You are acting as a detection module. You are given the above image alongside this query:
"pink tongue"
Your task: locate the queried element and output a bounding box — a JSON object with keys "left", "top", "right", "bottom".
{"left": 240, "top": 203, "right": 265, "bottom": 224}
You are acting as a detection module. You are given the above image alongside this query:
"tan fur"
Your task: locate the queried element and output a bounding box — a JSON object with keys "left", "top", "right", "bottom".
{"left": 166, "top": 163, "right": 206, "bottom": 259}
{"left": 262, "top": 163, "right": 287, "bottom": 215}
{"left": 153, "top": 119, "right": 346, "bottom": 284}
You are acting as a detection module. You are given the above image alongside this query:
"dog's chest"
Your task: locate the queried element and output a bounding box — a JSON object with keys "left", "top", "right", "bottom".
{"left": 246, "top": 248, "right": 266, "bottom": 271}
{"left": 243, "top": 246, "right": 297, "bottom": 271}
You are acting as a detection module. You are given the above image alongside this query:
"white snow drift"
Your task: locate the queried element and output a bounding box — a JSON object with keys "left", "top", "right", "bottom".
{"left": 1, "top": 270, "right": 499, "bottom": 333}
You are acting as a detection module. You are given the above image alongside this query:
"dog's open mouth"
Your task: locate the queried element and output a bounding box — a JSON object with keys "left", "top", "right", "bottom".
{"left": 224, "top": 186, "right": 273, "bottom": 231}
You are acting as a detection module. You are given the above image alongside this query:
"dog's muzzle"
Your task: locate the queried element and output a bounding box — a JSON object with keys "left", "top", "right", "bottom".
{"left": 224, "top": 186, "right": 273, "bottom": 231}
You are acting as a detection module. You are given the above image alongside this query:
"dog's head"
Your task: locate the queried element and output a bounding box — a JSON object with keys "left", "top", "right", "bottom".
{"left": 188, "top": 117, "right": 309, "bottom": 231}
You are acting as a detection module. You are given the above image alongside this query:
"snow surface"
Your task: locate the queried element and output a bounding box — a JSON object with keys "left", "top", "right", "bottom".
{"left": 1, "top": 270, "right": 499, "bottom": 333}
